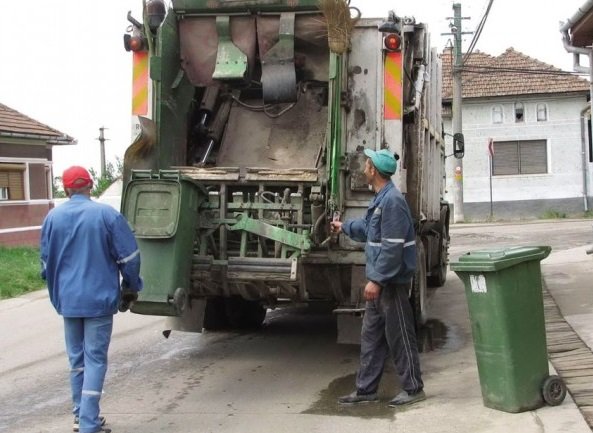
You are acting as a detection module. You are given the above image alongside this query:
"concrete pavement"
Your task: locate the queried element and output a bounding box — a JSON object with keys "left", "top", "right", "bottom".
{"left": 2, "top": 231, "right": 593, "bottom": 432}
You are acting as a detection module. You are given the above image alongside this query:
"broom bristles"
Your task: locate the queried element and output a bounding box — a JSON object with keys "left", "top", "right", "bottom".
{"left": 318, "top": 0, "right": 358, "bottom": 54}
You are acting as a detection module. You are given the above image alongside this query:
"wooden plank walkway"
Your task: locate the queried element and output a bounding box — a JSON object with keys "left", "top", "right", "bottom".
{"left": 544, "top": 286, "right": 593, "bottom": 429}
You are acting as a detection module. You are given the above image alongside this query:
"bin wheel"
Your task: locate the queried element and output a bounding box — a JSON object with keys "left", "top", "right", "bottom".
{"left": 542, "top": 375, "right": 566, "bottom": 406}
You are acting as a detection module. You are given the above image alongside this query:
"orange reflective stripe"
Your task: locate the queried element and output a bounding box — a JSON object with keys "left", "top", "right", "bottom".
{"left": 132, "top": 51, "right": 148, "bottom": 115}
{"left": 384, "top": 51, "right": 402, "bottom": 120}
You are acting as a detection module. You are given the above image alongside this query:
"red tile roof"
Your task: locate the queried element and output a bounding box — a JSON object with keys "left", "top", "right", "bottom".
{"left": 442, "top": 47, "right": 589, "bottom": 100}
{"left": 0, "top": 103, "right": 75, "bottom": 144}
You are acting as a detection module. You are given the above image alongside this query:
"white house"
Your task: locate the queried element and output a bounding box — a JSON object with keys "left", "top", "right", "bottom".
{"left": 442, "top": 48, "right": 591, "bottom": 220}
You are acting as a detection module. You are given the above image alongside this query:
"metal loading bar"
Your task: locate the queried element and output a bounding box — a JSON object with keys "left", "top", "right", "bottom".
{"left": 192, "top": 256, "right": 298, "bottom": 281}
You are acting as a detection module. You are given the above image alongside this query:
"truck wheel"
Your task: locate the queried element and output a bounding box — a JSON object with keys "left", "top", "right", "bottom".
{"left": 411, "top": 241, "right": 428, "bottom": 326}
{"left": 226, "top": 296, "right": 267, "bottom": 329}
{"left": 203, "top": 297, "right": 229, "bottom": 331}
{"left": 427, "top": 223, "right": 448, "bottom": 288}
{"left": 542, "top": 375, "right": 566, "bottom": 406}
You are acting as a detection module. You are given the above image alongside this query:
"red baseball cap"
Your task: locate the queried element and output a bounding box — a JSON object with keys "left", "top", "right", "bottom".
{"left": 62, "top": 166, "right": 93, "bottom": 189}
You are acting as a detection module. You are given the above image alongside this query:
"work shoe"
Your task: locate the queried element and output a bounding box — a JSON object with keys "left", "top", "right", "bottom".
{"left": 338, "top": 391, "right": 379, "bottom": 405}
{"left": 73, "top": 415, "right": 106, "bottom": 432}
{"left": 388, "top": 390, "right": 426, "bottom": 407}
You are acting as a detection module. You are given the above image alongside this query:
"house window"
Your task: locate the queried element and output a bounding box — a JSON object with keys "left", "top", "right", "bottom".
{"left": 492, "top": 140, "right": 547, "bottom": 175}
{"left": 492, "top": 105, "right": 503, "bottom": 124}
{"left": 0, "top": 163, "right": 26, "bottom": 200}
{"left": 537, "top": 103, "right": 548, "bottom": 122}
{"left": 0, "top": 187, "right": 7, "bottom": 201}
{"left": 514, "top": 102, "right": 524, "bottom": 123}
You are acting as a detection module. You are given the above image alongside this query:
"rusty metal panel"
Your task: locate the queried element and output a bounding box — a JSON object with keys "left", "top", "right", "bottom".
{"left": 344, "top": 23, "right": 381, "bottom": 154}
{"left": 175, "top": 166, "right": 240, "bottom": 181}
{"left": 216, "top": 90, "right": 326, "bottom": 169}
{"left": 244, "top": 168, "right": 318, "bottom": 182}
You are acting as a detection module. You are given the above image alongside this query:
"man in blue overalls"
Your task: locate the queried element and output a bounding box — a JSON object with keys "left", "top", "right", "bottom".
{"left": 331, "top": 149, "right": 425, "bottom": 407}
{"left": 41, "top": 166, "right": 143, "bottom": 433}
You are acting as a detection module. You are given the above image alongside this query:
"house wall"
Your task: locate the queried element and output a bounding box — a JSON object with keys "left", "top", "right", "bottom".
{"left": 444, "top": 94, "right": 593, "bottom": 220}
{"left": 0, "top": 142, "right": 54, "bottom": 247}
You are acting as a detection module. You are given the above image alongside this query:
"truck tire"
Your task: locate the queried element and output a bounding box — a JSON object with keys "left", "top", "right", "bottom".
{"left": 411, "top": 241, "right": 428, "bottom": 326}
{"left": 427, "top": 223, "right": 448, "bottom": 288}
{"left": 203, "top": 297, "right": 230, "bottom": 330}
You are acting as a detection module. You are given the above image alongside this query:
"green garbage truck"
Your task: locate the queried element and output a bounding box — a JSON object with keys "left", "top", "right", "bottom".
{"left": 120, "top": 0, "right": 464, "bottom": 341}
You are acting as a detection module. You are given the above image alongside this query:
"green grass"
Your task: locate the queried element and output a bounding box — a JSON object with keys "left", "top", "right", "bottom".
{"left": 540, "top": 209, "right": 567, "bottom": 219}
{"left": 0, "top": 246, "right": 45, "bottom": 299}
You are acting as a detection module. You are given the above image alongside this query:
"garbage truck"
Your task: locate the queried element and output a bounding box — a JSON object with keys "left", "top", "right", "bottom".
{"left": 121, "top": 0, "right": 464, "bottom": 343}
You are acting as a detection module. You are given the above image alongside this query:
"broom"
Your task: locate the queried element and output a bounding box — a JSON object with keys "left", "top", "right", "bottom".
{"left": 317, "top": 0, "right": 360, "bottom": 54}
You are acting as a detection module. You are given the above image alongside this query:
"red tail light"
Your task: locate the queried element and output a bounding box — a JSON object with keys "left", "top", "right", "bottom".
{"left": 384, "top": 33, "right": 401, "bottom": 52}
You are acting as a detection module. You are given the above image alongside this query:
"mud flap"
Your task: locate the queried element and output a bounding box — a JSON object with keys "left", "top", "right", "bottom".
{"left": 165, "top": 298, "right": 207, "bottom": 333}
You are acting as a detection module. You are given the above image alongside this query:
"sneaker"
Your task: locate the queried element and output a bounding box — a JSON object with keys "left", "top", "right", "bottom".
{"left": 73, "top": 415, "right": 106, "bottom": 432}
{"left": 338, "top": 391, "right": 379, "bottom": 405}
{"left": 388, "top": 390, "right": 426, "bottom": 407}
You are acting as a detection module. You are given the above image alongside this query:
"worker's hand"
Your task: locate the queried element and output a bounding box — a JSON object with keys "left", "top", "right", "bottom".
{"left": 330, "top": 220, "right": 343, "bottom": 234}
{"left": 118, "top": 291, "right": 138, "bottom": 312}
{"left": 364, "top": 281, "right": 381, "bottom": 301}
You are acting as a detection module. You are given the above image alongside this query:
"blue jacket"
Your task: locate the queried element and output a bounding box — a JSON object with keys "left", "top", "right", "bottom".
{"left": 40, "top": 194, "right": 143, "bottom": 317}
{"left": 342, "top": 181, "right": 416, "bottom": 285}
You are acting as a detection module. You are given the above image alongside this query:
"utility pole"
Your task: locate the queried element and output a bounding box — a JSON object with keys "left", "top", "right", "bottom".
{"left": 97, "top": 127, "right": 108, "bottom": 178}
{"left": 450, "top": 3, "right": 469, "bottom": 223}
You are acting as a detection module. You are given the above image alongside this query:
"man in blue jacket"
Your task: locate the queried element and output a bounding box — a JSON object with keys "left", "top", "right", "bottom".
{"left": 41, "top": 166, "right": 143, "bottom": 433}
{"left": 331, "top": 149, "right": 425, "bottom": 407}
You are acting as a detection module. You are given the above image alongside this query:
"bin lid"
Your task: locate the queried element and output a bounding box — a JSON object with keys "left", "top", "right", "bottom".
{"left": 450, "top": 246, "right": 551, "bottom": 272}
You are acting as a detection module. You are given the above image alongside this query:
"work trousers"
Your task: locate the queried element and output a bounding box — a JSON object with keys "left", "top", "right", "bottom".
{"left": 356, "top": 283, "right": 423, "bottom": 395}
{"left": 64, "top": 315, "right": 113, "bottom": 433}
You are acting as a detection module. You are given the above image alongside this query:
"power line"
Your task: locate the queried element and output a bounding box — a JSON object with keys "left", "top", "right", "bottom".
{"left": 462, "top": 0, "right": 494, "bottom": 65}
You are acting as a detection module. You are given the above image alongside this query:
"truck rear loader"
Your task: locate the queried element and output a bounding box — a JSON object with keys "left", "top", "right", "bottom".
{"left": 121, "top": 0, "right": 463, "bottom": 343}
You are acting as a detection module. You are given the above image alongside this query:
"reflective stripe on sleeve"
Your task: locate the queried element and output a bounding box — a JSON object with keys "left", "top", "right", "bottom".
{"left": 384, "top": 238, "right": 405, "bottom": 243}
{"left": 369, "top": 239, "right": 414, "bottom": 248}
{"left": 117, "top": 249, "right": 140, "bottom": 264}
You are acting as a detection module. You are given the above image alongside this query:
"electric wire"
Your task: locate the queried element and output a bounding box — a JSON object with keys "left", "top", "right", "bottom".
{"left": 462, "top": 0, "right": 494, "bottom": 65}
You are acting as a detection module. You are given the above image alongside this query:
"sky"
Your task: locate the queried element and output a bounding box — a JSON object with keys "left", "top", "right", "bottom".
{"left": 0, "top": 0, "right": 589, "bottom": 177}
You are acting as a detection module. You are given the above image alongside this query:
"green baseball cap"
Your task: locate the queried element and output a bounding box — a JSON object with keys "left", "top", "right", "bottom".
{"left": 364, "top": 148, "right": 397, "bottom": 175}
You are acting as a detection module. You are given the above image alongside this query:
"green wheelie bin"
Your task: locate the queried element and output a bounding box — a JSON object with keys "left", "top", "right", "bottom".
{"left": 121, "top": 170, "right": 206, "bottom": 317}
{"left": 450, "top": 246, "right": 566, "bottom": 413}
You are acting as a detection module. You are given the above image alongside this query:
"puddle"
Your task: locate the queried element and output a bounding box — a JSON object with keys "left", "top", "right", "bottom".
{"left": 304, "top": 320, "right": 451, "bottom": 418}
{"left": 303, "top": 371, "right": 399, "bottom": 419}
{"left": 417, "top": 319, "right": 449, "bottom": 353}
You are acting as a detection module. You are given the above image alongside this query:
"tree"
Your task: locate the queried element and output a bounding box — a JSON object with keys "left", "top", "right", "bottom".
{"left": 52, "top": 157, "right": 123, "bottom": 198}
{"left": 89, "top": 157, "right": 123, "bottom": 198}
